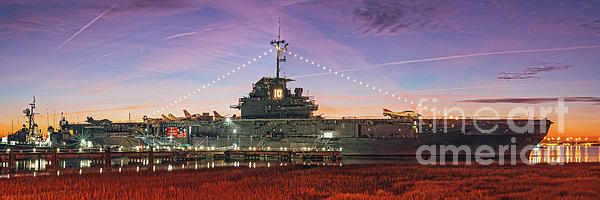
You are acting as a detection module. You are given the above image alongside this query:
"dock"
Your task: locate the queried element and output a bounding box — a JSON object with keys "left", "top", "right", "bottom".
{"left": 0, "top": 148, "right": 341, "bottom": 172}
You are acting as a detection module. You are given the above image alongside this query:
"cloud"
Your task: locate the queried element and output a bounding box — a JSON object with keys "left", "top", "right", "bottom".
{"left": 460, "top": 97, "right": 600, "bottom": 105}
{"left": 497, "top": 62, "right": 572, "bottom": 80}
{"left": 126, "top": 0, "right": 187, "bottom": 8}
{"left": 104, "top": 0, "right": 198, "bottom": 17}
{"left": 515, "top": 16, "right": 600, "bottom": 35}
{"left": 0, "top": 19, "right": 47, "bottom": 32}
{"left": 351, "top": 0, "right": 454, "bottom": 34}
{"left": 580, "top": 19, "right": 600, "bottom": 34}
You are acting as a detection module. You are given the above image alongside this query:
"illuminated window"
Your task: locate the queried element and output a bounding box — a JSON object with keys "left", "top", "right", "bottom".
{"left": 274, "top": 89, "right": 283, "bottom": 99}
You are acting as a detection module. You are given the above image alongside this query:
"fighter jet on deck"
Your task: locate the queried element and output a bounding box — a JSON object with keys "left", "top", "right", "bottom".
{"left": 86, "top": 117, "right": 112, "bottom": 125}
{"left": 153, "top": 110, "right": 228, "bottom": 122}
{"left": 382, "top": 108, "right": 421, "bottom": 119}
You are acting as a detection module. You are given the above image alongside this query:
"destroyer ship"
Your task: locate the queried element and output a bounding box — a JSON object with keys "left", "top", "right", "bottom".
{"left": 6, "top": 29, "right": 551, "bottom": 156}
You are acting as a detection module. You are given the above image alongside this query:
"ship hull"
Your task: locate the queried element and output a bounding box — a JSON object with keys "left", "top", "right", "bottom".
{"left": 65, "top": 118, "right": 550, "bottom": 157}
{"left": 197, "top": 118, "right": 548, "bottom": 156}
{"left": 182, "top": 133, "right": 545, "bottom": 157}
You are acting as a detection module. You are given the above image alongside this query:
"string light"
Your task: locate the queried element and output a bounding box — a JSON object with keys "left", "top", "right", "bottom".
{"left": 153, "top": 48, "right": 442, "bottom": 118}
{"left": 153, "top": 50, "right": 272, "bottom": 116}
{"left": 287, "top": 50, "right": 443, "bottom": 116}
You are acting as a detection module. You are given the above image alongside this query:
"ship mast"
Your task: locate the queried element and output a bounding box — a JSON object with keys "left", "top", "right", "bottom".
{"left": 23, "top": 96, "right": 38, "bottom": 140}
{"left": 270, "top": 18, "right": 288, "bottom": 79}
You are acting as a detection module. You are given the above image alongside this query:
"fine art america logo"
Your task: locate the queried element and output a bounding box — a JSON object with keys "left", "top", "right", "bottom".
{"left": 414, "top": 98, "right": 568, "bottom": 166}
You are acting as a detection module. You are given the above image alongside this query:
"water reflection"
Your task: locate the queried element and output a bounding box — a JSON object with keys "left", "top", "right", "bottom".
{"left": 1, "top": 146, "right": 598, "bottom": 178}
{"left": 528, "top": 146, "right": 599, "bottom": 164}
{"left": 1, "top": 157, "right": 342, "bottom": 178}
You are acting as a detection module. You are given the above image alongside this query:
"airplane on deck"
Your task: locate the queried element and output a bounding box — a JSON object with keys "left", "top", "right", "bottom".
{"left": 86, "top": 117, "right": 112, "bottom": 125}
{"left": 149, "top": 110, "right": 231, "bottom": 122}
{"left": 382, "top": 108, "right": 421, "bottom": 119}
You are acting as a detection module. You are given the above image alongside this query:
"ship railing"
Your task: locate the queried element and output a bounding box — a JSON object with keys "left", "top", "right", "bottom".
{"left": 136, "top": 135, "right": 182, "bottom": 148}
{"left": 190, "top": 136, "right": 208, "bottom": 149}
{"left": 256, "top": 137, "right": 268, "bottom": 149}
{"left": 287, "top": 134, "right": 321, "bottom": 138}
{"left": 136, "top": 135, "right": 159, "bottom": 147}
{"left": 312, "top": 137, "right": 331, "bottom": 150}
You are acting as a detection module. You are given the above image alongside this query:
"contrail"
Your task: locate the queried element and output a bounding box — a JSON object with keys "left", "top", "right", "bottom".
{"left": 162, "top": 24, "right": 235, "bottom": 40}
{"left": 292, "top": 45, "right": 600, "bottom": 79}
{"left": 289, "top": 72, "right": 332, "bottom": 79}
{"left": 163, "top": 32, "right": 200, "bottom": 40}
{"left": 369, "top": 45, "right": 600, "bottom": 69}
{"left": 53, "top": 3, "right": 117, "bottom": 53}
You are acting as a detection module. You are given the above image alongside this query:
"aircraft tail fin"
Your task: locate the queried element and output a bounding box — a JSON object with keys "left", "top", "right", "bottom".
{"left": 183, "top": 110, "right": 192, "bottom": 118}
{"left": 168, "top": 113, "right": 176, "bottom": 120}
{"left": 213, "top": 111, "right": 223, "bottom": 118}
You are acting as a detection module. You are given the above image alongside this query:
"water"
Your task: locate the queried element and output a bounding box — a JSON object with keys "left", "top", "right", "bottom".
{"left": 1, "top": 145, "right": 598, "bottom": 178}
{"left": 528, "top": 145, "right": 599, "bottom": 164}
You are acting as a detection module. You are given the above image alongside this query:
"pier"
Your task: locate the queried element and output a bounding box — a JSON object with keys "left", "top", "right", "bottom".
{"left": 0, "top": 148, "right": 341, "bottom": 172}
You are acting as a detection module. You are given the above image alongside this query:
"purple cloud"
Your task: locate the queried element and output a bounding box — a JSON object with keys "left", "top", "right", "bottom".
{"left": 351, "top": 0, "right": 454, "bottom": 34}
{"left": 580, "top": 19, "right": 600, "bottom": 34}
{"left": 497, "top": 62, "right": 572, "bottom": 80}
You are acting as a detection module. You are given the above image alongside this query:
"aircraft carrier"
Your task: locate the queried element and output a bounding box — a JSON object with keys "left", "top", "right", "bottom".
{"left": 6, "top": 29, "right": 551, "bottom": 157}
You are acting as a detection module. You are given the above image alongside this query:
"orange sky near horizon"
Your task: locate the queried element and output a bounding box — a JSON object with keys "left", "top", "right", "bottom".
{"left": 1, "top": 93, "right": 597, "bottom": 139}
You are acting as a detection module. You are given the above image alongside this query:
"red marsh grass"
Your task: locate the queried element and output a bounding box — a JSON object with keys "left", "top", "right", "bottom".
{"left": 1, "top": 163, "right": 599, "bottom": 199}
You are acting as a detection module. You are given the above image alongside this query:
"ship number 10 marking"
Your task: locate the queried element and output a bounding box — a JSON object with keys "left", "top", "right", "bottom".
{"left": 274, "top": 89, "right": 283, "bottom": 99}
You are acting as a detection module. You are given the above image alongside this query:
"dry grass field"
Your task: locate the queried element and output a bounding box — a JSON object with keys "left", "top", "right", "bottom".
{"left": 1, "top": 163, "right": 599, "bottom": 199}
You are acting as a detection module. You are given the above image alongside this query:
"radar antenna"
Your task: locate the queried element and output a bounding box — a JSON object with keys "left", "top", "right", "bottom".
{"left": 270, "top": 17, "right": 289, "bottom": 79}
{"left": 22, "top": 96, "right": 38, "bottom": 140}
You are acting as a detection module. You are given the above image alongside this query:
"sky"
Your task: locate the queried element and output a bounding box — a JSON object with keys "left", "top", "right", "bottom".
{"left": 0, "top": 0, "right": 599, "bottom": 138}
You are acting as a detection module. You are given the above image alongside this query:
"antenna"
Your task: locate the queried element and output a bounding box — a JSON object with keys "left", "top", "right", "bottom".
{"left": 23, "top": 96, "right": 38, "bottom": 139}
{"left": 270, "top": 17, "right": 289, "bottom": 79}
{"left": 47, "top": 108, "right": 49, "bottom": 130}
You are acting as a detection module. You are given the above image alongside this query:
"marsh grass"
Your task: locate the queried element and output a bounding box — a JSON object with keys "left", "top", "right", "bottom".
{"left": 1, "top": 163, "right": 599, "bottom": 199}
